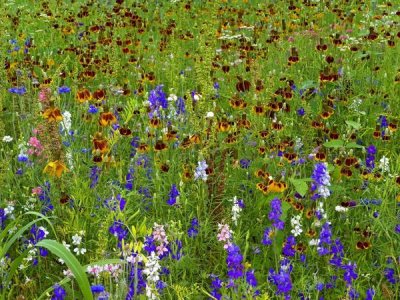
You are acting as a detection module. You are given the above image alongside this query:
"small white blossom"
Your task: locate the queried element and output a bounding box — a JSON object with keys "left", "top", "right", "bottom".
{"left": 73, "top": 247, "right": 87, "bottom": 255}
{"left": 72, "top": 234, "right": 82, "bottom": 245}
{"left": 2, "top": 136, "right": 13, "bottom": 142}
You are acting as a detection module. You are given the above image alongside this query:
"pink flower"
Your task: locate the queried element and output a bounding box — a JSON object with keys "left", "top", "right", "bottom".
{"left": 39, "top": 88, "right": 51, "bottom": 103}
{"left": 32, "top": 187, "right": 43, "bottom": 195}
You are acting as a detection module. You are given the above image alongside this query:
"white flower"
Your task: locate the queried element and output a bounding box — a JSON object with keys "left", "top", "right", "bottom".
{"left": 61, "top": 111, "right": 72, "bottom": 133}
{"left": 63, "top": 269, "right": 74, "bottom": 278}
{"left": 205, "top": 111, "right": 214, "bottom": 118}
{"left": 143, "top": 252, "right": 161, "bottom": 283}
{"left": 378, "top": 155, "right": 390, "bottom": 172}
{"left": 335, "top": 205, "right": 349, "bottom": 213}
{"left": 4, "top": 205, "right": 14, "bottom": 215}
{"left": 290, "top": 215, "right": 303, "bottom": 237}
{"left": 74, "top": 247, "right": 87, "bottom": 255}
{"left": 230, "top": 196, "right": 243, "bottom": 226}
{"left": 72, "top": 234, "right": 82, "bottom": 245}
{"left": 167, "top": 94, "right": 177, "bottom": 102}
{"left": 2, "top": 136, "right": 13, "bottom": 142}
{"left": 309, "top": 239, "right": 320, "bottom": 246}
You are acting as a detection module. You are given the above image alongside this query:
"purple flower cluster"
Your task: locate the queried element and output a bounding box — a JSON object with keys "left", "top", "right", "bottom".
{"left": 167, "top": 184, "right": 179, "bottom": 206}
{"left": 148, "top": 85, "right": 167, "bottom": 118}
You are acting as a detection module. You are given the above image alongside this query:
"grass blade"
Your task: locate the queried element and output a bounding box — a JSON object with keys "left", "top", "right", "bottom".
{"left": 35, "top": 239, "right": 93, "bottom": 300}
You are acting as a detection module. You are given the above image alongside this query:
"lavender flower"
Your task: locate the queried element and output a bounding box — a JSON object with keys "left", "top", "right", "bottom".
{"left": 194, "top": 160, "right": 208, "bottom": 182}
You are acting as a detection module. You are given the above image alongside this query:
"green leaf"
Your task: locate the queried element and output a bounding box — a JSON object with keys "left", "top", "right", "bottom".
{"left": 345, "top": 120, "right": 361, "bottom": 130}
{"left": 35, "top": 239, "right": 93, "bottom": 300}
{"left": 289, "top": 178, "right": 308, "bottom": 197}
{"left": 345, "top": 142, "right": 364, "bottom": 149}
{"left": 323, "top": 140, "right": 344, "bottom": 148}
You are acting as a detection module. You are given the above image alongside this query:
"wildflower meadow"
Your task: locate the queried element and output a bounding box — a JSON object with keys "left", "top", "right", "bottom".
{"left": 1, "top": 0, "right": 400, "bottom": 299}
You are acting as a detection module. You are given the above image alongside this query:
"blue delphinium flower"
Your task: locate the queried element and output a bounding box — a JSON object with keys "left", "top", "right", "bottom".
{"left": 366, "top": 288, "right": 375, "bottom": 300}
{"left": 109, "top": 220, "right": 128, "bottom": 248}
{"left": 349, "top": 287, "right": 359, "bottom": 299}
{"left": 297, "top": 107, "right": 305, "bottom": 116}
{"left": 269, "top": 198, "right": 284, "bottom": 230}
{"left": 0, "top": 208, "right": 7, "bottom": 229}
{"left": 167, "top": 184, "right": 180, "bottom": 206}
{"left": 239, "top": 158, "right": 251, "bottom": 169}
{"left": 188, "top": 218, "right": 199, "bottom": 237}
{"left": 8, "top": 86, "right": 26, "bottom": 95}
{"left": 58, "top": 86, "right": 71, "bottom": 94}
{"left": 342, "top": 262, "right": 358, "bottom": 287}
{"left": 329, "top": 238, "right": 344, "bottom": 268}
{"left": 282, "top": 235, "right": 296, "bottom": 257}
{"left": 366, "top": 144, "right": 376, "bottom": 170}
{"left": 52, "top": 284, "right": 67, "bottom": 300}
{"left": 88, "top": 104, "right": 99, "bottom": 114}
{"left": 226, "top": 244, "right": 244, "bottom": 281}
{"left": 175, "top": 97, "right": 185, "bottom": 115}
{"left": 170, "top": 239, "right": 183, "bottom": 260}
{"left": 125, "top": 167, "right": 134, "bottom": 190}
{"left": 318, "top": 222, "right": 332, "bottom": 256}
{"left": 311, "top": 162, "right": 331, "bottom": 199}
{"left": 209, "top": 274, "right": 222, "bottom": 300}
{"left": 262, "top": 227, "right": 273, "bottom": 245}
{"left": 144, "top": 235, "right": 157, "bottom": 254}
{"left": 246, "top": 269, "right": 258, "bottom": 287}
{"left": 148, "top": 85, "right": 167, "bottom": 118}
{"left": 89, "top": 166, "right": 101, "bottom": 188}
{"left": 384, "top": 267, "right": 398, "bottom": 284}
{"left": 91, "top": 284, "right": 105, "bottom": 293}
{"left": 268, "top": 262, "right": 292, "bottom": 297}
